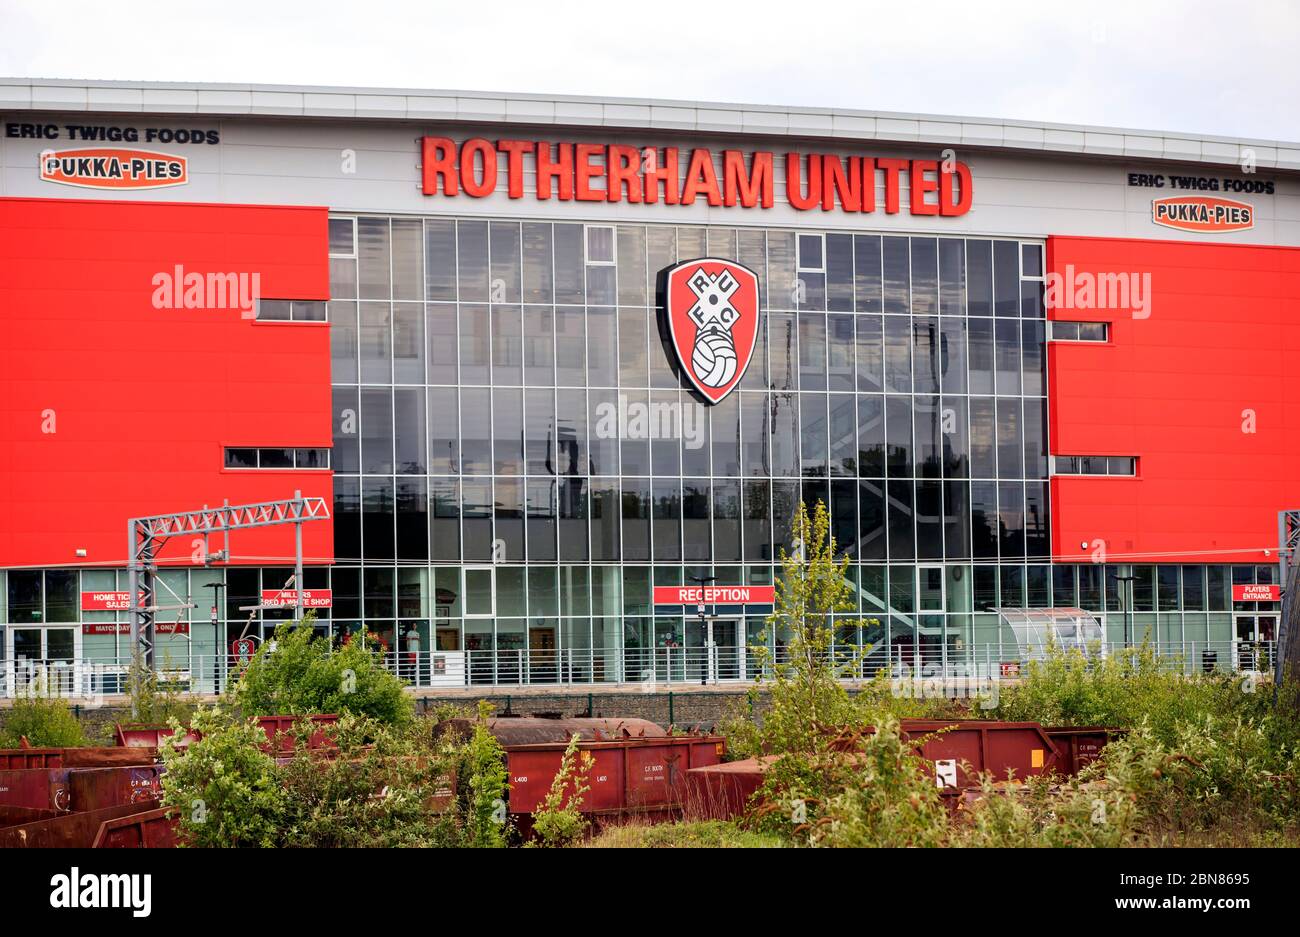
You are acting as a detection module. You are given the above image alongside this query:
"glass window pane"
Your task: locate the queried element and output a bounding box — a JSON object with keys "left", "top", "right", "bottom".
{"left": 360, "top": 388, "right": 393, "bottom": 474}
{"left": 854, "top": 234, "right": 882, "bottom": 314}
{"left": 394, "top": 388, "right": 426, "bottom": 474}
{"left": 489, "top": 222, "right": 521, "bottom": 303}
{"left": 427, "top": 304, "right": 457, "bottom": 384}
{"left": 491, "top": 305, "right": 523, "bottom": 385}
{"left": 993, "top": 240, "right": 1019, "bottom": 317}
{"left": 967, "top": 240, "right": 992, "bottom": 316}
{"left": 522, "top": 222, "right": 553, "bottom": 304}
{"left": 424, "top": 219, "right": 456, "bottom": 301}
{"left": 357, "top": 218, "right": 390, "bottom": 300}
{"left": 393, "top": 304, "right": 424, "bottom": 384}
{"left": 391, "top": 218, "right": 423, "bottom": 302}
{"left": 910, "top": 237, "right": 937, "bottom": 316}
{"left": 882, "top": 236, "right": 909, "bottom": 316}
{"left": 359, "top": 302, "right": 392, "bottom": 384}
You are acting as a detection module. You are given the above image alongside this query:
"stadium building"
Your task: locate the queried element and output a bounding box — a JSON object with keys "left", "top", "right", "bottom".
{"left": 1, "top": 78, "right": 1298, "bottom": 692}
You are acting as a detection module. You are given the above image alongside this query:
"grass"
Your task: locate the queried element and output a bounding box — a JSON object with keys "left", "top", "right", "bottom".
{"left": 584, "top": 819, "right": 784, "bottom": 848}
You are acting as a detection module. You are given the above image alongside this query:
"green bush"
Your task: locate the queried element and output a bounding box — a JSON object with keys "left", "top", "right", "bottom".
{"left": 755, "top": 716, "right": 951, "bottom": 847}
{"left": 233, "top": 620, "right": 413, "bottom": 725}
{"left": 955, "top": 773, "right": 1139, "bottom": 848}
{"left": 1093, "top": 716, "right": 1300, "bottom": 844}
{"left": 530, "top": 732, "right": 593, "bottom": 847}
{"left": 984, "top": 642, "right": 1238, "bottom": 744}
{"left": 163, "top": 706, "right": 471, "bottom": 848}
{"left": 0, "top": 694, "right": 88, "bottom": 748}
{"left": 160, "top": 706, "right": 286, "bottom": 847}
{"left": 450, "top": 701, "right": 511, "bottom": 848}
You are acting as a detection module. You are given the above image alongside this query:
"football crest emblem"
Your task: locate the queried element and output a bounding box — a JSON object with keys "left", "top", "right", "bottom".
{"left": 664, "top": 258, "right": 760, "bottom": 404}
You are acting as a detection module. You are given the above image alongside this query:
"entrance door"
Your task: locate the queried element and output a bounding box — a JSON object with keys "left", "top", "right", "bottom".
{"left": 9, "top": 627, "right": 79, "bottom": 696}
{"left": 1234, "top": 615, "right": 1276, "bottom": 672}
{"left": 528, "top": 624, "right": 557, "bottom": 683}
{"left": 712, "top": 619, "right": 740, "bottom": 681}
{"left": 916, "top": 565, "right": 946, "bottom": 672}
{"left": 685, "top": 618, "right": 740, "bottom": 683}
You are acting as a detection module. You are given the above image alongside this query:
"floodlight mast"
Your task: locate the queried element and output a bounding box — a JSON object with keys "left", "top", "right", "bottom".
{"left": 126, "top": 491, "right": 329, "bottom": 680}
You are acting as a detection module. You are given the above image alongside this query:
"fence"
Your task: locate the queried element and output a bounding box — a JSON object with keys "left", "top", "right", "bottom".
{"left": 0, "top": 640, "right": 1277, "bottom": 700}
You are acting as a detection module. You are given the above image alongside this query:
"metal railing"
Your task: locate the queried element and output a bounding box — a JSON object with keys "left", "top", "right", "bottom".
{"left": 0, "top": 640, "right": 1276, "bottom": 699}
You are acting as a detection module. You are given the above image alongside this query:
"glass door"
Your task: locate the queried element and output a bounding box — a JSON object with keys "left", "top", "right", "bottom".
{"left": 1234, "top": 615, "right": 1266, "bottom": 672}
{"left": 917, "top": 565, "right": 946, "bottom": 672}
{"left": 713, "top": 619, "right": 740, "bottom": 681}
{"left": 463, "top": 567, "right": 495, "bottom": 683}
{"left": 9, "top": 627, "right": 79, "bottom": 695}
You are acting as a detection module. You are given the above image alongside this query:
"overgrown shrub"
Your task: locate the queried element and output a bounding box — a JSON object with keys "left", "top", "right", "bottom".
{"left": 160, "top": 706, "right": 286, "bottom": 847}
{"left": 233, "top": 620, "right": 413, "bottom": 725}
{"left": 753, "top": 716, "right": 949, "bottom": 847}
{"left": 445, "top": 700, "right": 511, "bottom": 848}
{"left": 954, "top": 772, "right": 1139, "bottom": 848}
{"left": 126, "top": 645, "right": 192, "bottom": 726}
{"left": 985, "top": 642, "right": 1240, "bottom": 744}
{"left": 530, "top": 732, "right": 593, "bottom": 847}
{"left": 1093, "top": 716, "right": 1300, "bottom": 844}
{"left": 0, "top": 693, "right": 87, "bottom": 748}
{"left": 163, "top": 703, "right": 499, "bottom": 847}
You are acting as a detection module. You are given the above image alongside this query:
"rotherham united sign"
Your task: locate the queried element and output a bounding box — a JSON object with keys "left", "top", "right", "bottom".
{"left": 653, "top": 585, "right": 776, "bottom": 605}
{"left": 421, "top": 138, "right": 974, "bottom": 216}
{"left": 665, "top": 259, "right": 760, "bottom": 404}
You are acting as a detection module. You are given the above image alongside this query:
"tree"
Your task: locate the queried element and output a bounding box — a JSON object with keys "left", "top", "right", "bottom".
{"left": 737, "top": 499, "right": 873, "bottom": 757}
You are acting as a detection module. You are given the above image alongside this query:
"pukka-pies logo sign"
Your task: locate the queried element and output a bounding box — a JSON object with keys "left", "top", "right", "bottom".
{"left": 40, "top": 147, "right": 188, "bottom": 189}
{"left": 1151, "top": 195, "right": 1253, "bottom": 233}
{"left": 664, "top": 258, "right": 759, "bottom": 405}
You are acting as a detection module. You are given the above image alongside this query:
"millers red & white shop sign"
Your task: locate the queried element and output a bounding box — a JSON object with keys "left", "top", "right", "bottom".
{"left": 261, "top": 589, "right": 333, "bottom": 609}
{"left": 422, "top": 138, "right": 973, "bottom": 216}
{"left": 1232, "top": 584, "right": 1280, "bottom": 602}
{"left": 653, "top": 586, "right": 776, "bottom": 606}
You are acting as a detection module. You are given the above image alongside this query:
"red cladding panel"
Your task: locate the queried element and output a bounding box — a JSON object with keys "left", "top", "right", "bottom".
{"left": 1048, "top": 235, "right": 1300, "bottom": 564}
{"left": 0, "top": 197, "right": 333, "bottom": 568}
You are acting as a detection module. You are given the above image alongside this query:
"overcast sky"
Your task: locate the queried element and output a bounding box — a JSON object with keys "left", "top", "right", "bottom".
{"left": 2, "top": 0, "right": 1297, "bottom": 142}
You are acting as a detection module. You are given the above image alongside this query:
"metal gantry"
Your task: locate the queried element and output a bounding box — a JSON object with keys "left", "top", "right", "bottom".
{"left": 1277, "top": 510, "right": 1300, "bottom": 695}
{"left": 127, "top": 491, "right": 330, "bottom": 672}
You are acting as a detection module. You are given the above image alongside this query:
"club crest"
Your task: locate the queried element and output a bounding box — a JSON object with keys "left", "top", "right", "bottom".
{"left": 664, "top": 258, "right": 760, "bottom": 404}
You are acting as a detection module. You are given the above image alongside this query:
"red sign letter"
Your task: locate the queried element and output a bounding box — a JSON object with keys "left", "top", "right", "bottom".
{"left": 421, "top": 136, "right": 458, "bottom": 196}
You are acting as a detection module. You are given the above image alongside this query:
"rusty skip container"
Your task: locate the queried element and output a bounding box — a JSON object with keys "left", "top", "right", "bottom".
{"left": 1043, "top": 727, "right": 1124, "bottom": 776}
{"left": 0, "top": 801, "right": 166, "bottom": 849}
{"left": 0, "top": 746, "right": 162, "bottom": 813}
{"left": 91, "top": 806, "right": 177, "bottom": 848}
{"left": 896, "top": 720, "right": 1062, "bottom": 791}
{"left": 447, "top": 718, "right": 727, "bottom": 819}
{"left": 684, "top": 719, "right": 1070, "bottom": 821}
{"left": 681, "top": 757, "right": 771, "bottom": 821}
{"left": 114, "top": 724, "right": 200, "bottom": 749}
{"left": 114, "top": 714, "right": 339, "bottom": 753}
